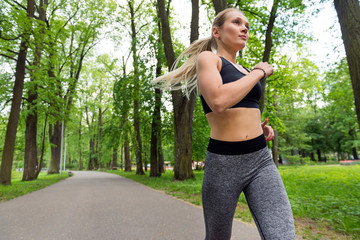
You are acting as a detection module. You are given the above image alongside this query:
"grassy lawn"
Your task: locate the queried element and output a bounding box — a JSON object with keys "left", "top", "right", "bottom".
{"left": 0, "top": 171, "right": 70, "bottom": 202}
{"left": 107, "top": 164, "right": 360, "bottom": 240}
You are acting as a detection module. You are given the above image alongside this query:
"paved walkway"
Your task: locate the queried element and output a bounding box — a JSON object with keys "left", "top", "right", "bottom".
{"left": 0, "top": 171, "right": 261, "bottom": 240}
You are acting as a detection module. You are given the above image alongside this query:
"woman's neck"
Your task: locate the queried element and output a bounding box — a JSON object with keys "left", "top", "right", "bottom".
{"left": 216, "top": 49, "right": 237, "bottom": 64}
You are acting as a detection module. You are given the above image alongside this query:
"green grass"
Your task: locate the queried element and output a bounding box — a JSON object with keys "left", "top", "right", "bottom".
{"left": 280, "top": 165, "right": 360, "bottom": 237}
{"left": 107, "top": 165, "right": 360, "bottom": 239}
{"left": 0, "top": 171, "right": 70, "bottom": 202}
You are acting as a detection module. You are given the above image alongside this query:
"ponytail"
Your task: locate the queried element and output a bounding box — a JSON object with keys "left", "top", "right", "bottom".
{"left": 151, "top": 36, "right": 215, "bottom": 97}
{"left": 152, "top": 8, "right": 243, "bottom": 97}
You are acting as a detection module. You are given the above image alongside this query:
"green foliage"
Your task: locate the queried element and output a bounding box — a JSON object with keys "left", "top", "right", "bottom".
{"left": 192, "top": 97, "right": 210, "bottom": 161}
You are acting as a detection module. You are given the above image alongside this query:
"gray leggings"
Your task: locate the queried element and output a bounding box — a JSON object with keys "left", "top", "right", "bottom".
{"left": 202, "top": 147, "right": 295, "bottom": 240}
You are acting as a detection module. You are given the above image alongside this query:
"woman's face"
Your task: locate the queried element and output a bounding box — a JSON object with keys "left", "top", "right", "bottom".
{"left": 213, "top": 11, "right": 250, "bottom": 52}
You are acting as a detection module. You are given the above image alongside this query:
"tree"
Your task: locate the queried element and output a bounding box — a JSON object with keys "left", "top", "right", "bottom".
{"left": 157, "top": 0, "right": 197, "bottom": 180}
{"left": 46, "top": 0, "right": 112, "bottom": 173}
{"left": 150, "top": 17, "right": 164, "bottom": 177}
{"left": 0, "top": 0, "right": 35, "bottom": 185}
{"left": 127, "top": 0, "right": 146, "bottom": 175}
{"left": 212, "top": 0, "right": 227, "bottom": 14}
{"left": 110, "top": 58, "right": 133, "bottom": 172}
{"left": 322, "top": 58, "right": 359, "bottom": 159}
{"left": 23, "top": 0, "right": 47, "bottom": 181}
{"left": 334, "top": 0, "right": 360, "bottom": 130}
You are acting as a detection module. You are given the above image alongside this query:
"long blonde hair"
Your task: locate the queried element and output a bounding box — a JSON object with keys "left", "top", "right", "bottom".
{"left": 151, "top": 8, "right": 244, "bottom": 97}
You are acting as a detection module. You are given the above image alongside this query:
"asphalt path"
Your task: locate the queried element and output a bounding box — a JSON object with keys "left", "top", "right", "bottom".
{"left": 0, "top": 171, "right": 261, "bottom": 240}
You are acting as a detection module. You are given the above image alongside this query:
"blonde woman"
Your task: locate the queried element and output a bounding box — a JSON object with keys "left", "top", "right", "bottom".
{"left": 153, "top": 8, "right": 295, "bottom": 240}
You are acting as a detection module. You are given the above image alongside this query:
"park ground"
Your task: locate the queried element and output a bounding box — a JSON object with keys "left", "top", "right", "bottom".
{"left": 1, "top": 164, "right": 359, "bottom": 240}
{"left": 106, "top": 164, "right": 360, "bottom": 240}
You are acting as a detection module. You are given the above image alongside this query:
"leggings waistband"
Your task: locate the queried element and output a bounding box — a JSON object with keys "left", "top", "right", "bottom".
{"left": 207, "top": 134, "right": 267, "bottom": 155}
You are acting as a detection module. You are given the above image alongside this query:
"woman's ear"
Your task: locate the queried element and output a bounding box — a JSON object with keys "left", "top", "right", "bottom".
{"left": 212, "top": 26, "right": 220, "bottom": 39}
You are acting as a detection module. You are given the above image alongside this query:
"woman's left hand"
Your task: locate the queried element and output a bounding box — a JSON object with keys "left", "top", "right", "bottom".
{"left": 262, "top": 118, "right": 274, "bottom": 142}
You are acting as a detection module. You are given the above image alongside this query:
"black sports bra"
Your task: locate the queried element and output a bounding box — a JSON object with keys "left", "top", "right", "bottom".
{"left": 200, "top": 56, "right": 262, "bottom": 114}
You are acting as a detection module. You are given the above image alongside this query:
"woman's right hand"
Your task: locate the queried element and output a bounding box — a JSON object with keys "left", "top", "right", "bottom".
{"left": 253, "top": 62, "right": 274, "bottom": 78}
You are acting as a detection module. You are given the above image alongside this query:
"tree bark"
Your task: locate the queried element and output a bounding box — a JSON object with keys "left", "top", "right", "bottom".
{"left": 259, "top": 0, "right": 279, "bottom": 112}
{"left": 48, "top": 122, "right": 62, "bottom": 174}
{"left": 89, "top": 135, "right": 97, "bottom": 169}
{"left": 150, "top": 88, "right": 162, "bottom": 177}
{"left": 23, "top": 0, "right": 47, "bottom": 181}
{"left": 98, "top": 105, "right": 103, "bottom": 169}
{"left": 334, "top": 0, "right": 360, "bottom": 129}
{"left": 157, "top": 0, "right": 197, "bottom": 180}
{"left": 317, "top": 149, "right": 322, "bottom": 162}
{"left": 0, "top": 0, "right": 35, "bottom": 185}
{"left": 212, "top": 0, "right": 228, "bottom": 14}
{"left": 23, "top": 108, "right": 38, "bottom": 181}
{"left": 36, "top": 114, "right": 47, "bottom": 178}
{"left": 79, "top": 113, "right": 83, "bottom": 170}
{"left": 120, "top": 145, "right": 124, "bottom": 170}
{"left": 128, "top": 0, "right": 144, "bottom": 175}
{"left": 150, "top": 23, "right": 164, "bottom": 177}
{"left": 124, "top": 136, "right": 131, "bottom": 171}
{"left": 112, "top": 147, "right": 118, "bottom": 170}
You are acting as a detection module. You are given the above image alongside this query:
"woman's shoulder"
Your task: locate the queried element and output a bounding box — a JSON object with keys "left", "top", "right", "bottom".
{"left": 197, "top": 51, "right": 221, "bottom": 70}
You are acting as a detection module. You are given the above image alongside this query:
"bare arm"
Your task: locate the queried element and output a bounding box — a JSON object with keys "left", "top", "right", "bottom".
{"left": 197, "top": 51, "right": 273, "bottom": 114}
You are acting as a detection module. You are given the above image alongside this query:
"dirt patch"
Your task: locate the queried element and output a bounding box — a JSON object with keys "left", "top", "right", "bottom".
{"left": 233, "top": 204, "right": 353, "bottom": 240}
{"left": 294, "top": 217, "right": 352, "bottom": 240}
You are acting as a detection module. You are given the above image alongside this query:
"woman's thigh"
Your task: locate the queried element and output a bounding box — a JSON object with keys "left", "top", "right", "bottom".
{"left": 202, "top": 153, "right": 243, "bottom": 240}
{"left": 244, "top": 164, "right": 295, "bottom": 240}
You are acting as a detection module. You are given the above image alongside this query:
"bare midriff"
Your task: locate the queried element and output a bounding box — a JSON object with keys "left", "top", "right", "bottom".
{"left": 206, "top": 108, "right": 263, "bottom": 142}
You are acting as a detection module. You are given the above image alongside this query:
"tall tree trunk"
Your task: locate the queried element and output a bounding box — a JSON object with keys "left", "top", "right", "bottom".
{"left": 150, "top": 25, "right": 164, "bottom": 177}
{"left": 23, "top": 109, "right": 38, "bottom": 181}
{"left": 212, "top": 0, "right": 227, "bottom": 14}
{"left": 349, "top": 128, "right": 358, "bottom": 159}
{"left": 23, "top": 0, "right": 47, "bottom": 181}
{"left": 128, "top": 0, "right": 144, "bottom": 175}
{"left": 112, "top": 147, "right": 118, "bottom": 170}
{"left": 353, "top": 147, "right": 358, "bottom": 160}
{"left": 46, "top": 66, "right": 63, "bottom": 174}
{"left": 92, "top": 133, "right": 98, "bottom": 169}
{"left": 259, "top": 0, "right": 279, "bottom": 112}
{"left": 89, "top": 136, "right": 96, "bottom": 169}
{"left": 36, "top": 114, "right": 47, "bottom": 178}
{"left": 48, "top": 122, "right": 62, "bottom": 174}
{"left": 158, "top": 140, "right": 165, "bottom": 173}
{"left": 124, "top": 136, "right": 131, "bottom": 171}
{"left": 120, "top": 145, "right": 124, "bottom": 170}
{"left": 79, "top": 113, "right": 83, "bottom": 170}
{"left": 334, "top": 0, "right": 360, "bottom": 129}
{"left": 0, "top": 0, "right": 35, "bottom": 185}
{"left": 157, "top": 0, "right": 197, "bottom": 180}
{"left": 98, "top": 106, "right": 103, "bottom": 169}
{"left": 150, "top": 90, "right": 161, "bottom": 177}
{"left": 317, "top": 149, "right": 322, "bottom": 162}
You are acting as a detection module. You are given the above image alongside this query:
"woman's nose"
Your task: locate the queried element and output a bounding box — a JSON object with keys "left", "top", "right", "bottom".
{"left": 241, "top": 26, "right": 248, "bottom": 34}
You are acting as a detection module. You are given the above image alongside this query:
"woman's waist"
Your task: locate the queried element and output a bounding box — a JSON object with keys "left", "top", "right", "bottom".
{"left": 209, "top": 124, "right": 263, "bottom": 141}
{"left": 207, "top": 134, "right": 267, "bottom": 155}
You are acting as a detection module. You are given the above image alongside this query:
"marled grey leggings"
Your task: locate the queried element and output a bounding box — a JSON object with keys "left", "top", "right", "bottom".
{"left": 202, "top": 147, "right": 295, "bottom": 240}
